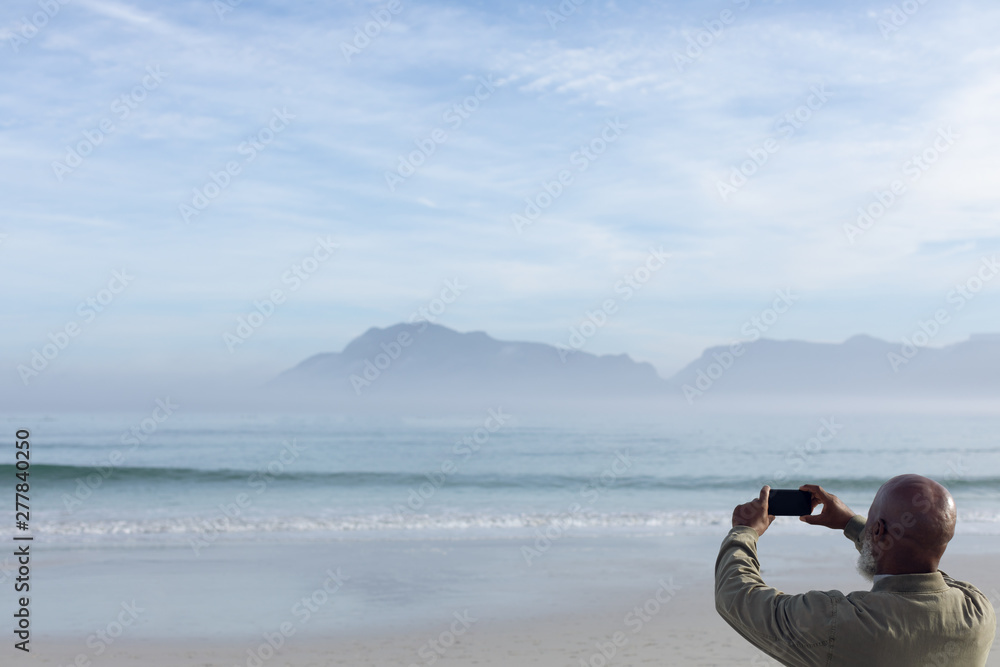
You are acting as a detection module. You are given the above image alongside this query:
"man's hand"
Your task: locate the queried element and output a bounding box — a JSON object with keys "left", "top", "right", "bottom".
{"left": 732, "top": 485, "right": 775, "bottom": 537}
{"left": 798, "top": 484, "right": 856, "bottom": 530}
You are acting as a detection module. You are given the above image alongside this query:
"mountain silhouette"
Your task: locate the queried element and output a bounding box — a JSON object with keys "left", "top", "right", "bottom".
{"left": 271, "top": 324, "right": 1000, "bottom": 403}
{"left": 270, "top": 322, "right": 667, "bottom": 399}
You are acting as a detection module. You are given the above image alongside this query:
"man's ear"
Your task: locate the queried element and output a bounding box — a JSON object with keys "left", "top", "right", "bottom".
{"left": 871, "top": 518, "right": 886, "bottom": 541}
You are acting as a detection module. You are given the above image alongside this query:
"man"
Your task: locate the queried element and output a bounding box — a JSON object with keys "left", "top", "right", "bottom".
{"left": 715, "top": 475, "right": 995, "bottom": 666}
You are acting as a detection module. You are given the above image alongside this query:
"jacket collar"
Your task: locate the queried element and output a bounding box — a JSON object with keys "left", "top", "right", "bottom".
{"left": 871, "top": 571, "right": 947, "bottom": 593}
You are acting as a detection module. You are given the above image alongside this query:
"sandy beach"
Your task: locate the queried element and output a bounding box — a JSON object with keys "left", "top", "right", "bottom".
{"left": 18, "top": 531, "right": 1000, "bottom": 667}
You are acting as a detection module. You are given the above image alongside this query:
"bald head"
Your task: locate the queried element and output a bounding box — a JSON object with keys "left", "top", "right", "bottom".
{"left": 864, "top": 474, "right": 956, "bottom": 575}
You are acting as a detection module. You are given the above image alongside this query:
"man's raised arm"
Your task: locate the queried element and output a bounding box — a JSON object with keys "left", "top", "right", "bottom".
{"left": 715, "top": 486, "right": 840, "bottom": 665}
{"left": 799, "top": 484, "right": 865, "bottom": 550}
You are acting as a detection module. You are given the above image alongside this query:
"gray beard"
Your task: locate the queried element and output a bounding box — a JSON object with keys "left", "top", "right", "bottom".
{"left": 857, "top": 532, "right": 877, "bottom": 582}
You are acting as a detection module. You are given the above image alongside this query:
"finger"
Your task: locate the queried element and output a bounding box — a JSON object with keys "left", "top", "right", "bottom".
{"left": 760, "top": 485, "right": 770, "bottom": 513}
{"left": 799, "top": 484, "right": 825, "bottom": 510}
{"left": 799, "top": 484, "right": 827, "bottom": 499}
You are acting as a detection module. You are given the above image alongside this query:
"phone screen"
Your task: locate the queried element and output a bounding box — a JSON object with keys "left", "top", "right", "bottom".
{"left": 768, "top": 489, "right": 813, "bottom": 516}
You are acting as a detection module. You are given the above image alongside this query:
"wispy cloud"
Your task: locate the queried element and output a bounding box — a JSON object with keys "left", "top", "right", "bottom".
{"left": 2, "top": 0, "right": 999, "bottom": 397}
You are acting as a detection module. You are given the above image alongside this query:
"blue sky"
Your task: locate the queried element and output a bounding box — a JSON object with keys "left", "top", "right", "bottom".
{"left": 3, "top": 0, "right": 1000, "bottom": 401}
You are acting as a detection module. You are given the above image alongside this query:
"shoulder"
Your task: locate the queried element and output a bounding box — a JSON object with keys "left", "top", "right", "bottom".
{"left": 939, "top": 572, "right": 997, "bottom": 617}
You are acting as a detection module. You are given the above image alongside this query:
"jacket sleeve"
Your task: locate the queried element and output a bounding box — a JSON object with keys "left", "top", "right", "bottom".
{"left": 715, "top": 526, "right": 838, "bottom": 666}
{"left": 843, "top": 514, "right": 866, "bottom": 553}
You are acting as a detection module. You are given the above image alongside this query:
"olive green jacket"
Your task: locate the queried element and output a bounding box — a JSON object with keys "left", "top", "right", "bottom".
{"left": 715, "top": 515, "right": 996, "bottom": 666}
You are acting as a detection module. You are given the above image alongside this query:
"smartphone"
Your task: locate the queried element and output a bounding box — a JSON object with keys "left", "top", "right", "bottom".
{"left": 768, "top": 489, "right": 812, "bottom": 516}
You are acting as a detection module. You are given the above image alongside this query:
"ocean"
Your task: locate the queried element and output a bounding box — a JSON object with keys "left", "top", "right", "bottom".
{"left": 7, "top": 410, "right": 999, "bottom": 544}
